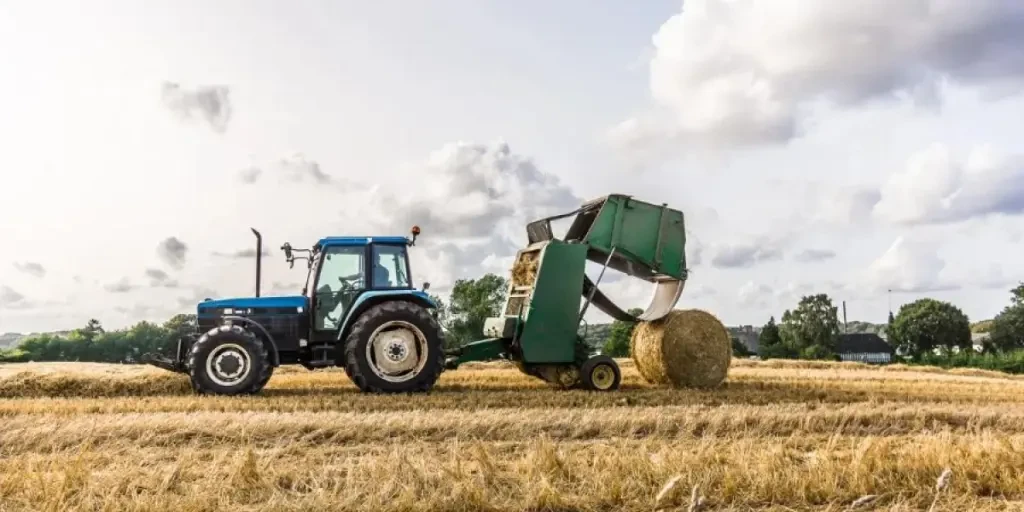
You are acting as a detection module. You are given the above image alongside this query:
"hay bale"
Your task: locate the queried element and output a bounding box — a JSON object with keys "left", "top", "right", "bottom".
{"left": 630, "top": 309, "right": 731, "bottom": 388}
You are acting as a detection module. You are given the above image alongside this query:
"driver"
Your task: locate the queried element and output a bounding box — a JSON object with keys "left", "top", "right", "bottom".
{"left": 374, "top": 261, "right": 391, "bottom": 287}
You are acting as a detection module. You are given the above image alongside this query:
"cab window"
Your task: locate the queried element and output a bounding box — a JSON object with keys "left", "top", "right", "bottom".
{"left": 314, "top": 245, "right": 365, "bottom": 331}
{"left": 371, "top": 244, "right": 410, "bottom": 289}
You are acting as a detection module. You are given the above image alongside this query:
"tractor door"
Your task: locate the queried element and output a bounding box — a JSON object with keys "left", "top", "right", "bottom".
{"left": 370, "top": 243, "right": 412, "bottom": 290}
{"left": 311, "top": 245, "right": 366, "bottom": 333}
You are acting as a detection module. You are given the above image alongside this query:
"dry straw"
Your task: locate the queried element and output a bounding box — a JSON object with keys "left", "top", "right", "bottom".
{"left": 511, "top": 251, "right": 539, "bottom": 287}
{"left": 631, "top": 309, "right": 731, "bottom": 388}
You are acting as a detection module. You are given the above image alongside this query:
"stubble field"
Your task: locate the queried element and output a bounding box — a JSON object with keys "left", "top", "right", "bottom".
{"left": 0, "top": 359, "right": 1022, "bottom": 511}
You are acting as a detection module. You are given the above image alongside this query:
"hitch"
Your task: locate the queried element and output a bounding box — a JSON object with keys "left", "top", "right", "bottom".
{"left": 141, "top": 335, "right": 192, "bottom": 374}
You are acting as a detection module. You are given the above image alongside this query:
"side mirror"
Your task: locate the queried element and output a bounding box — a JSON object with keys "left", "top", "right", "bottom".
{"left": 281, "top": 243, "right": 293, "bottom": 260}
{"left": 422, "top": 281, "right": 430, "bottom": 291}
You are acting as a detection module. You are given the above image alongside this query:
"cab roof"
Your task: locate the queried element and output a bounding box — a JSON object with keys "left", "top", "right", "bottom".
{"left": 315, "top": 236, "right": 409, "bottom": 248}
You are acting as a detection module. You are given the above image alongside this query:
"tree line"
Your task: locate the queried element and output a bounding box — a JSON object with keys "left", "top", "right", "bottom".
{"left": 5, "top": 273, "right": 1024, "bottom": 372}
{"left": 0, "top": 315, "right": 196, "bottom": 363}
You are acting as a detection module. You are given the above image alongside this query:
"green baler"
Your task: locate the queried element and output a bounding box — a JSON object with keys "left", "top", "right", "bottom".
{"left": 445, "top": 194, "right": 688, "bottom": 390}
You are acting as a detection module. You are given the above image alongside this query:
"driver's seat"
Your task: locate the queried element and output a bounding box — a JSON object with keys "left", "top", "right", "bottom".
{"left": 373, "top": 263, "right": 391, "bottom": 288}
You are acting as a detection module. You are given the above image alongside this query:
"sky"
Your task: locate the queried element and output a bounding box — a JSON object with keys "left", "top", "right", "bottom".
{"left": 3, "top": 0, "right": 1024, "bottom": 333}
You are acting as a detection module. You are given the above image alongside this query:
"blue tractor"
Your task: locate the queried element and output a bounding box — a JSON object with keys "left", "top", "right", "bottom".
{"left": 142, "top": 226, "right": 445, "bottom": 395}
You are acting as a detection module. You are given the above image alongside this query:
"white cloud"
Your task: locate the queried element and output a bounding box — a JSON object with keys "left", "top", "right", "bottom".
{"left": 873, "top": 144, "right": 1024, "bottom": 225}
{"left": 156, "top": 237, "right": 188, "bottom": 270}
{"left": 810, "top": 186, "right": 882, "bottom": 226}
{"left": 794, "top": 249, "right": 836, "bottom": 263}
{"left": 624, "top": 0, "right": 1024, "bottom": 148}
{"left": 861, "top": 235, "right": 958, "bottom": 294}
{"left": 12, "top": 262, "right": 45, "bottom": 278}
{"left": 104, "top": 277, "right": 137, "bottom": 294}
{"left": 709, "top": 237, "right": 784, "bottom": 269}
{"left": 0, "top": 286, "right": 31, "bottom": 310}
{"left": 160, "top": 81, "right": 231, "bottom": 133}
{"left": 738, "top": 281, "right": 772, "bottom": 308}
{"left": 364, "top": 141, "right": 581, "bottom": 292}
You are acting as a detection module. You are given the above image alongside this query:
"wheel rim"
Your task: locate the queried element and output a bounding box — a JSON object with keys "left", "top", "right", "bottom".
{"left": 591, "top": 363, "right": 615, "bottom": 390}
{"left": 205, "top": 343, "right": 251, "bottom": 387}
{"left": 365, "top": 320, "right": 429, "bottom": 383}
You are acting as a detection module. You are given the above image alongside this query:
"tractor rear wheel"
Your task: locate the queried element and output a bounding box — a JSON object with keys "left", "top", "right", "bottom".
{"left": 343, "top": 300, "right": 444, "bottom": 393}
{"left": 580, "top": 355, "right": 621, "bottom": 391}
{"left": 187, "top": 324, "right": 272, "bottom": 395}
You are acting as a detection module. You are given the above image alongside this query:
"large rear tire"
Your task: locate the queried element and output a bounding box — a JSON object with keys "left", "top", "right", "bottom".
{"left": 187, "top": 324, "right": 272, "bottom": 395}
{"left": 343, "top": 301, "right": 444, "bottom": 393}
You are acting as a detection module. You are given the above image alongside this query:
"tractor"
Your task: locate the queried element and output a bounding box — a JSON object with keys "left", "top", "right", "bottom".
{"left": 143, "top": 226, "right": 446, "bottom": 394}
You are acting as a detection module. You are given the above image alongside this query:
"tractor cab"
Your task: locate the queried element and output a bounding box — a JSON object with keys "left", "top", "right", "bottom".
{"left": 294, "top": 235, "right": 417, "bottom": 336}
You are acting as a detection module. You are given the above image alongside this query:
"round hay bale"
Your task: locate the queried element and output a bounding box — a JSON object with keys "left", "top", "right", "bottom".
{"left": 630, "top": 309, "right": 731, "bottom": 388}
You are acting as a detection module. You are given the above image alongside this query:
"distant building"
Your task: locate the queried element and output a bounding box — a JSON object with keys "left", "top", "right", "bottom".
{"left": 728, "top": 325, "right": 759, "bottom": 354}
{"left": 836, "top": 333, "right": 893, "bottom": 364}
{"left": 972, "top": 332, "right": 990, "bottom": 352}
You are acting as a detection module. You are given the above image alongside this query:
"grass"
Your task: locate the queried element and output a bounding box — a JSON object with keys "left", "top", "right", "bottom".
{"left": 0, "top": 360, "right": 1022, "bottom": 510}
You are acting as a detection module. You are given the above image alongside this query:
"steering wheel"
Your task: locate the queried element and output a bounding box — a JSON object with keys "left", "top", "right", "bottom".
{"left": 338, "top": 273, "right": 363, "bottom": 290}
{"left": 323, "top": 273, "right": 363, "bottom": 324}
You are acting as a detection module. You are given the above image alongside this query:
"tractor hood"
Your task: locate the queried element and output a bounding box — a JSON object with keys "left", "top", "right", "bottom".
{"left": 197, "top": 295, "right": 308, "bottom": 314}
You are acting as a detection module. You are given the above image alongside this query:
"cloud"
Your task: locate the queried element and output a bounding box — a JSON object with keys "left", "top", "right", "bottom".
{"left": 710, "top": 237, "right": 784, "bottom": 268}
{"left": 794, "top": 248, "right": 836, "bottom": 263}
{"left": 862, "top": 235, "right": 959, "bottom": 294}
{"left": 13, "top": 262, "right": 45, "bottom": 278}
{"left": 270, "top": 281, "right": 303, "bottom": 295}
{"left": 363, "top": 140, "right": 581, "bottom": 292}
{"left": 177, "top": 287, "right": 220, "bottom": 309}
{"left": 144, "top": 268, "right": 179, "bottom": 288}
{"left": 238, "top": 166, "right": 262, "bottom": 184}
{"left": 213, "top": 248, "right": 272, "bottom": 259}
{"left": 379, "top": 141, "right": 579, "bottom": 238}
{"left": 811, "top": 187, "right": 882, "bottom": 226}
{"left": 0, "top": 286, "right": 32, "bottom": 310}
{"left": 278, "top": 154, "right": 331, "bottom": 184}
{"left": 622, "top": 0, "right": 1024, "bottom": 149}
{"left": 104, "top": 277, "right": 137, "bottom": 293}
{"left": 873, "top": 144, "right": 1024, "bottom": 225}
{"left": 157, "top": 237, "right": 188, "bottom": 269}
{"left": 686, "top": 231, "right": 703, "bottom": 267}
{"left": 738, "top": 281, "right": 773, "bottom": 308}
{"left": 161, "top": 81, "right": 232, "bottom": 133}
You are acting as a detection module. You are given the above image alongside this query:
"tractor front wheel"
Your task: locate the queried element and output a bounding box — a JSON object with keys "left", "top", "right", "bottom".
{"left": 580, "top": 355, "right": 621, "bottom": 391}
{"left": 343, "top": 301, "right": 444, "bottom": 393}
{"left": 187, "top": 324, "right": 272, "bottom": 395}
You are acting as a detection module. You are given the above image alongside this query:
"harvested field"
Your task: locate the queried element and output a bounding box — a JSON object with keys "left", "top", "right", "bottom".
{"left": 0, "top": 360, "right": 1023, "bottom": 510}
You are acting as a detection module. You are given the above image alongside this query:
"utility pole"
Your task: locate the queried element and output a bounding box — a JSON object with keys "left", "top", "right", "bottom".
{"left": 842, "top": 300, "right": 848, "bottom": 333}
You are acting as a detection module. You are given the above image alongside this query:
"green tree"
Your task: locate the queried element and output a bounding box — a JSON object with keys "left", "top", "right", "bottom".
{"left": 602, "top": 308, "right": 643, "bottom": 357}
{"left": 987, "top": 283, "right": 1024, "bottom": 353}
{"left": 438, "top": 274, "right": 508, "bottom": 349}
{"left": 758, "top": 315, "right": 792, "bottom": 358}
{"left": 779, "top": 294, "right": 840, "bottom": 359}
{"left": 163, "top": 314, "right": 196, "bottom": 338}
{"left": 889, "top": 298, "right": 971, "bottom": 359}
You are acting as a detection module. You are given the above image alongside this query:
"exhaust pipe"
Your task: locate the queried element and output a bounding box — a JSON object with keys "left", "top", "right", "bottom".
{"left": 251, "top": 228, "right": 262, "bottom": 297}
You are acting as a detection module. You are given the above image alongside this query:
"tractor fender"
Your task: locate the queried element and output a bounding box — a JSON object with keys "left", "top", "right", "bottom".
{"left": 335, "top": 290, "right": 437, "bottom": 343}
{"left": 221, "top": 315, "right": 281, "bottom": 366}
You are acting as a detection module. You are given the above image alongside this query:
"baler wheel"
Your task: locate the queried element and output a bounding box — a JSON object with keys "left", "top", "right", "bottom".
{"left": 580, "top": 355, "right": 621, "bottom": 391}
